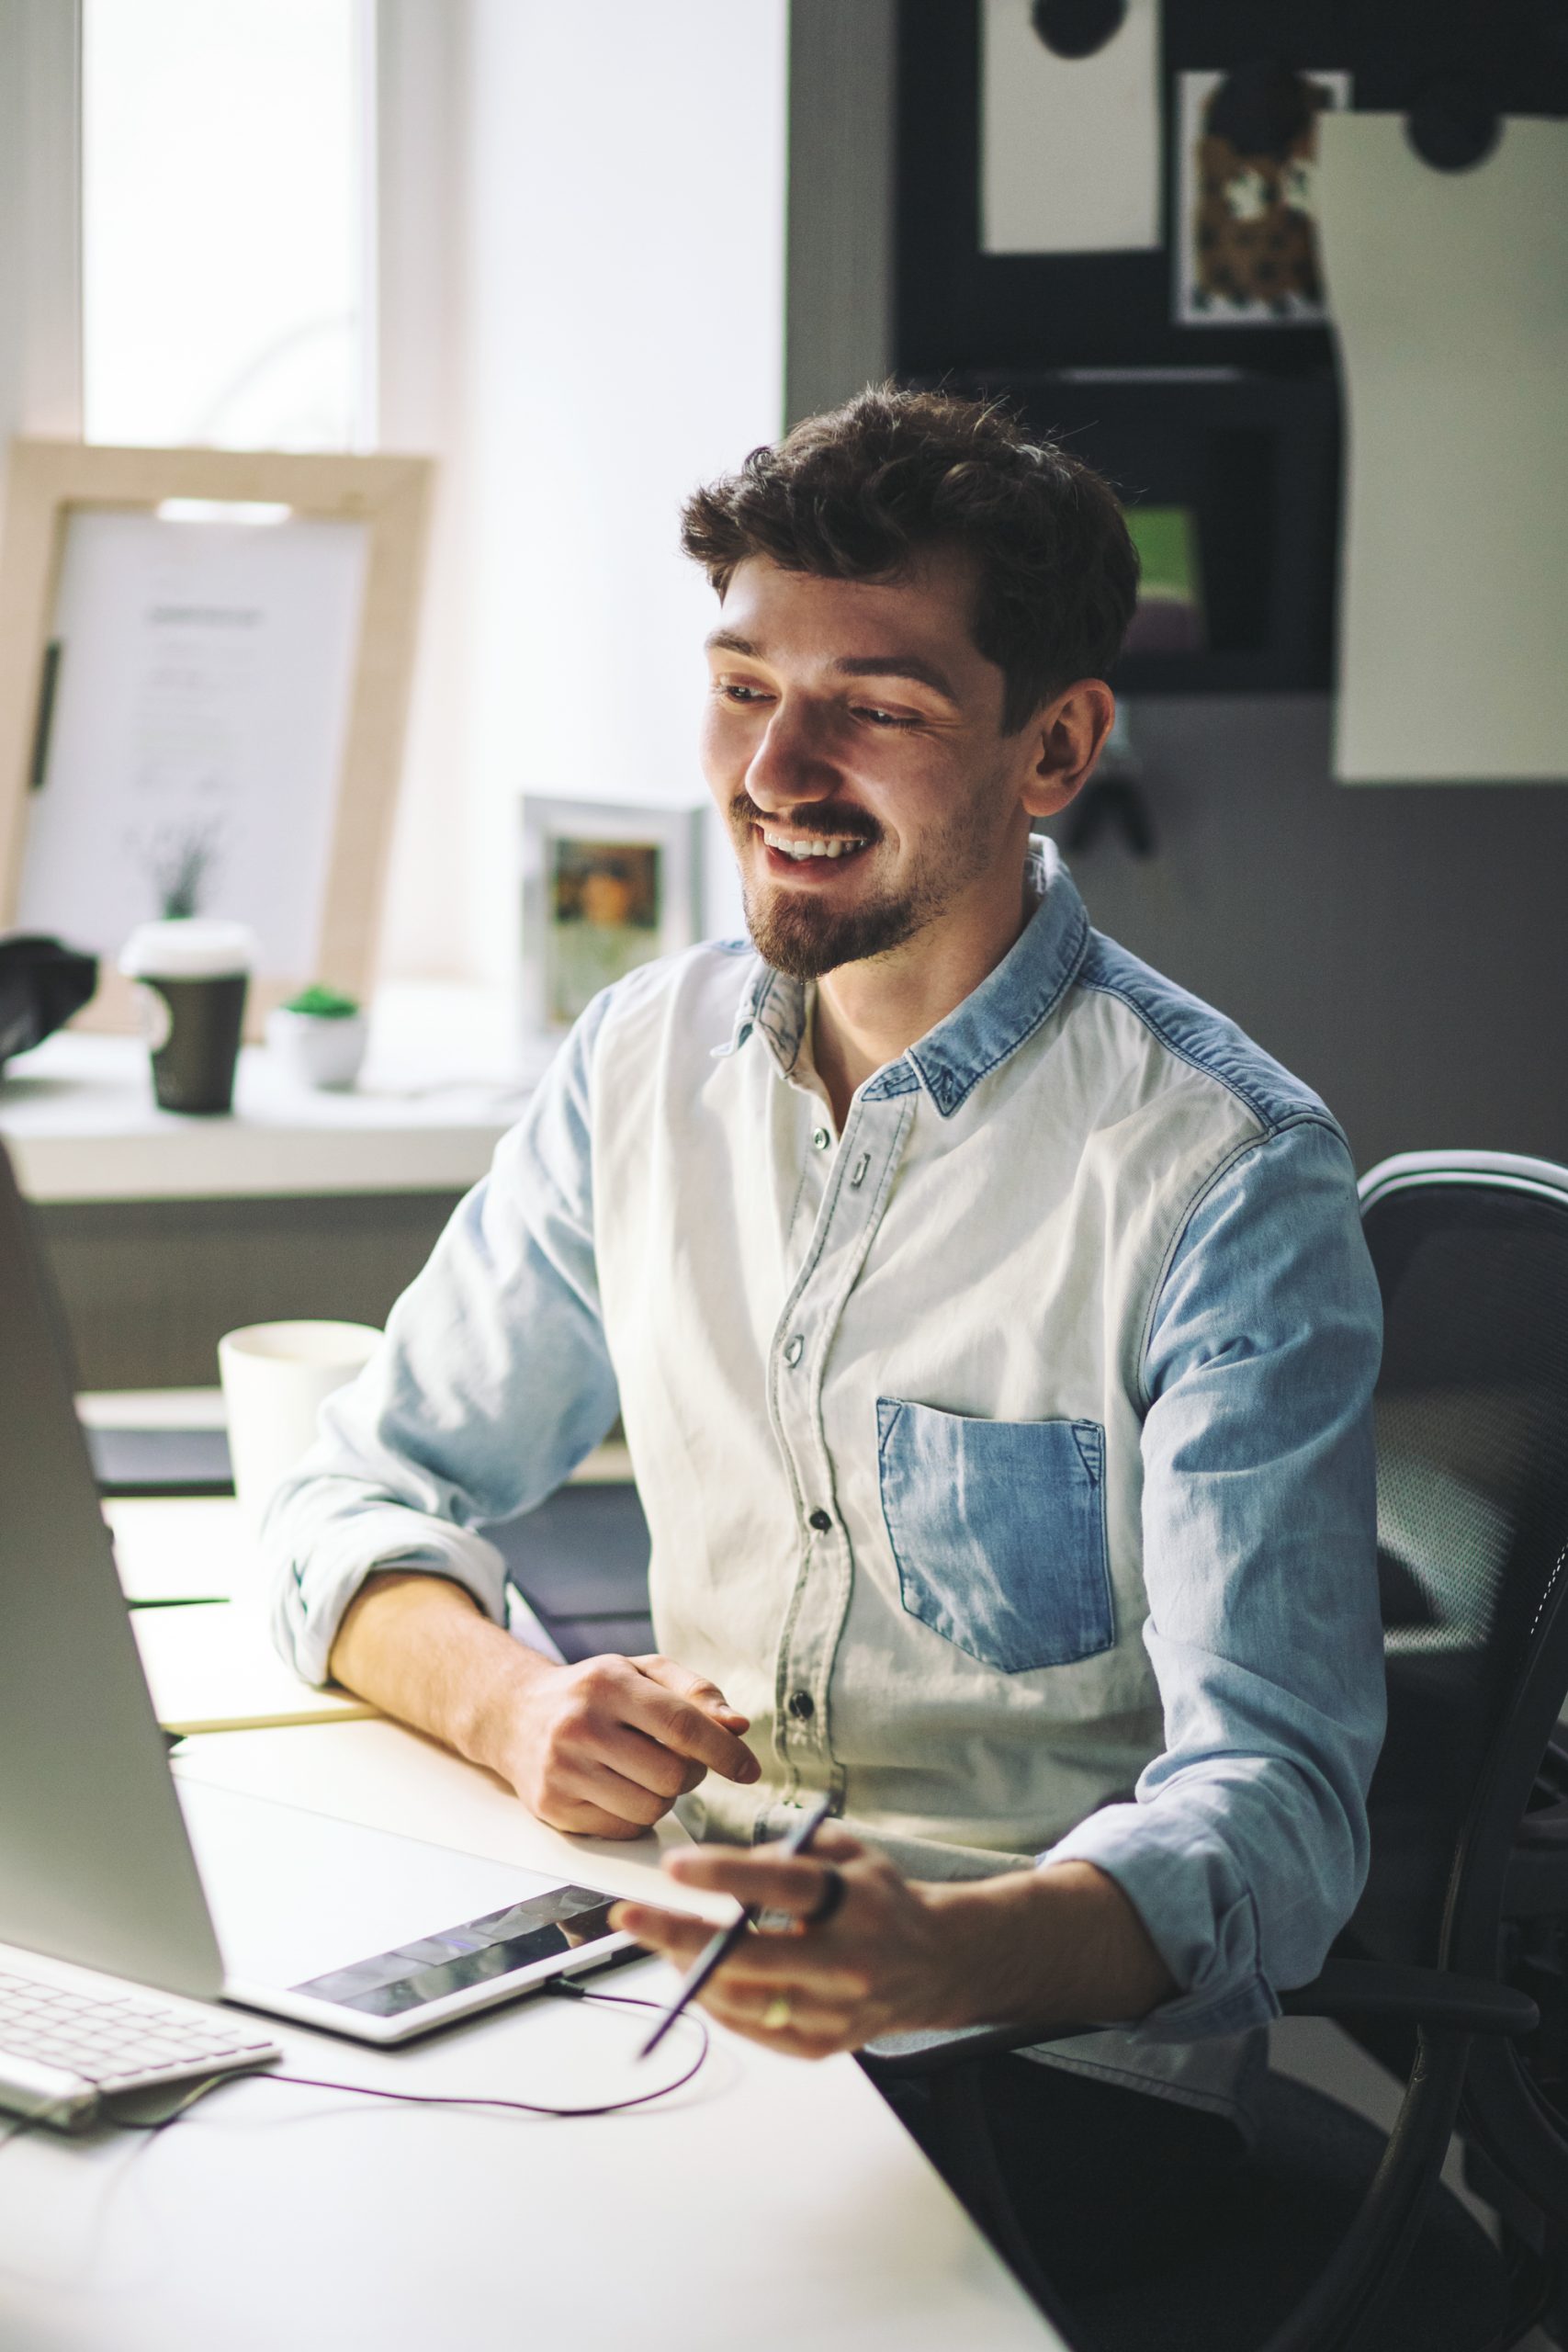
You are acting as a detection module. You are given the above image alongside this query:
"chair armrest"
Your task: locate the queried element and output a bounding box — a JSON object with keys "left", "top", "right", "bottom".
{"left": 862, "top": 1960, "right": 1538, "bottom": 2085}
{"left": 862, "top": 2018, "right": 1106, "bottom": 2081}
{"left": 1279, "top": 1959, "right": 1539, "bottom": 2036}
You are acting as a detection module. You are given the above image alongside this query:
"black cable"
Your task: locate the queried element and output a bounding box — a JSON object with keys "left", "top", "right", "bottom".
{"left": 98, "top": 1983, "right": 709, "bottom": 2132}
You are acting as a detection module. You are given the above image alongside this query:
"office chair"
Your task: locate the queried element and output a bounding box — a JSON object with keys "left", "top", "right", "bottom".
{"left": 867, "top": 1148, "right": 1568, "bottom": 2352}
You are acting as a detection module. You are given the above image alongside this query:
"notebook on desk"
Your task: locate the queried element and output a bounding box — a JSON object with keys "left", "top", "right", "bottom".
{"left": 0, "top": 1136, "right": 644, "bottom": 2121}
{"left": 130, "top": 1602, "right": 379, "bottom": 1734}
{"left": 105, "top": 1493, "right": 243, "bottom": 1604}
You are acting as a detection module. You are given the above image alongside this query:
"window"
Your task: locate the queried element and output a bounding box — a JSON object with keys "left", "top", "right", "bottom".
{"left": 83, "top": 0, "right": 373, "bottom": 450}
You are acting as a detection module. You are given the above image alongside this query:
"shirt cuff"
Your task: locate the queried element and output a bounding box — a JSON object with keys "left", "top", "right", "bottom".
{"left": 1042, "top": 1801, "right": 1281, "bottom": 2041}
{"left": 269, "top": 1504, "right": 516, "bottom": 1687}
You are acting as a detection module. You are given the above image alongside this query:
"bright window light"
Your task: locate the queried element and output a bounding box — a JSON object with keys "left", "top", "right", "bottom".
{"left": 83, "top": 0, "right": 374, "bottom": 450}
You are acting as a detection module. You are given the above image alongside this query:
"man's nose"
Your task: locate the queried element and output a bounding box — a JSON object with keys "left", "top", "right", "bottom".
{"left": 745, "top": 698, "right": 840, "bottom": 812}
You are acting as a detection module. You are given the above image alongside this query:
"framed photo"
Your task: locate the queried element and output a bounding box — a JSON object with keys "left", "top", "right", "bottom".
{"left": 520, "top": 797, "right": 705, "bottom": 1041}
{"left": 0, "top": 440, "right": 433, "bottom": 1035}
{"left": 1174, "top": 67, "right": 1352, "bottom": 328}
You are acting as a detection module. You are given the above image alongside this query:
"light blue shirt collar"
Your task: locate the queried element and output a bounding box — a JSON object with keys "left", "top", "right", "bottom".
{"left": 716, "top": 842, "right": 1090, "bottom": 1117}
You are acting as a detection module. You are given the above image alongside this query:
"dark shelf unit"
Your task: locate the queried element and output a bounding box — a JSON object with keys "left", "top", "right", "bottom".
{"left": 914, "top": 367, "right": 1340, "bottom": 694}
{"left": 892, "top": 0, "right": 1568, "bottom": 695}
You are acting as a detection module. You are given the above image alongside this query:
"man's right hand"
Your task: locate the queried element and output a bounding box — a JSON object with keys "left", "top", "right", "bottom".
{"left": 496, "top": 1650, "right": 761, "bottom": 1838}
{"left": 328, "top": 1574, "right": 760, "bottom": 1841}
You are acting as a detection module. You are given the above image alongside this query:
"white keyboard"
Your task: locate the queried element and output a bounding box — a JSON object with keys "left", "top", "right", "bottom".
{"left": 0, "top": 1958, "right": 279, "bottom": 2131}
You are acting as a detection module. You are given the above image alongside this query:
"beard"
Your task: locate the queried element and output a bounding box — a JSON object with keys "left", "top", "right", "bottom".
{"left": 728, "top": 790, "right": 999, "bottom": 983}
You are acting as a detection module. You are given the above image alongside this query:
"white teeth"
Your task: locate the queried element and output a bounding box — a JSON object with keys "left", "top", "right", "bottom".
{"left": 759, "top": 827, "right": 865, "bottom": 861}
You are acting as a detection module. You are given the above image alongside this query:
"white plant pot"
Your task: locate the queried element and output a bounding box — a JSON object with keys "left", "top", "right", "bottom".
{"left": 265, "top": 1007, "right": 368, "bottom": 1091}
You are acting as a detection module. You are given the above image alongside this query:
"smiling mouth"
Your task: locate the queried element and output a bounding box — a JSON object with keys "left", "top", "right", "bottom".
{"left": 754, "top": 822, "right": 874, "bottom": 865}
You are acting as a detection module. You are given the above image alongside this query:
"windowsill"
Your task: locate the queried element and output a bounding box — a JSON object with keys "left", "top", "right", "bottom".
{"left": 0, "top": 982, "right": 555, "bottom": 1204}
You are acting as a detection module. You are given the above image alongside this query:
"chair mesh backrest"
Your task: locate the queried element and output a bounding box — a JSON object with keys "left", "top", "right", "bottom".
{"left": 1350, "top": 1174, "right": 1568, "bottom": 1965}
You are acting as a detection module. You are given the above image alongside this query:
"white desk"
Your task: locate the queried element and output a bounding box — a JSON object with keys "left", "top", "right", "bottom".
{"left": 0, "top": 1717, "right": 1060, "bottom": 2352}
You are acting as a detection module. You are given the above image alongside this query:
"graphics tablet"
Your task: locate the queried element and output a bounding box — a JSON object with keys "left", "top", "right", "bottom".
{"left": 179, "top": 1779, "right": 636, "bottom": 2044}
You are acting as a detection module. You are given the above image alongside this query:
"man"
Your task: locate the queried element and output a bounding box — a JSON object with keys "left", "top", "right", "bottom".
{"left": 269, "top": 388, "right": 1384, "bottom": 2291}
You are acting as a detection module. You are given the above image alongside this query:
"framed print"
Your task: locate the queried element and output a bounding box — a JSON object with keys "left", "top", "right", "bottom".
{"left": 0, "top": 440, "right": 433, "bottom": 1034}
{"left": 520, "top": 796, "right": 704, "bottom": 1042}
{"left": 1174, "top": 66, "right": 1352, "bottom": 327}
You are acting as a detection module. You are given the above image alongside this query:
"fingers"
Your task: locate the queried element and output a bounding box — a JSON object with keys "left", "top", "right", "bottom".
{"left": 702, "top": 1981, "right": 854, "bottom": 2060}
{"left": 610, "top": 1901, "right": 872, "bottom": 2056}
{"left": 609, "top": 1903, "right": 870, "bottom": 2005}
{"left": 591, "top": 1719, "right": 711, "bottom": 1804}
{"left": 635, "top": 1655, "right": 752, "bottom": 1730}
{"left": 558, "top": 1658, "right": 759, "bottom": 1787}
{"left": 510, "top": 1653, "right": 761, "bottom": 1839}
{"left": 532, "top": 1756, "right": 682, "bottom": 1834}
{"left": 665, "top": 1829, "right": 863, "bottom": 1916}
{"left": 532, "top": 1789, "right": 667, "bottom": 1840}
{"left": 622, "top": 1667, "right": 761, "bottom": 1785}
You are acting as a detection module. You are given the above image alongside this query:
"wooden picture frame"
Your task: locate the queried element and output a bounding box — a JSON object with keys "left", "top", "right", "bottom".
{"left": 0, "top": 440, "right": 433, "bottom": 1035}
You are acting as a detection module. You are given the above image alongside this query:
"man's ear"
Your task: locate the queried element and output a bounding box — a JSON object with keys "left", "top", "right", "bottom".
{"left": 1019, "top": 681, "right": 1118, "bottom": 821}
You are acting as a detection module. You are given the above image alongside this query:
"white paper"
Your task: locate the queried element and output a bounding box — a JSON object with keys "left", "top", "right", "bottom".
{"left": 1319, "top": 116, "right": 1568, "bottom": 783}
{"left": 107, "top": 1495, "right": 250, "bottom": 1604}
{"left": 131, "top": 1600, "right": 377, "bottom": 1734}
{"left": 18, "top": 510, "right": 369, "bottom": 967}
{"left": 980, "top": 0, "right": 1160, "bottom": 254}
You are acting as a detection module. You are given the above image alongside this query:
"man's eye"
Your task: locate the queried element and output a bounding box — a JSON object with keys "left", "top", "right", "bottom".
{"left": 857, "top": 706, "right": 919, "bottom": 729}
{"left": 718, "top": 682, "right": 771, "bottom": 706}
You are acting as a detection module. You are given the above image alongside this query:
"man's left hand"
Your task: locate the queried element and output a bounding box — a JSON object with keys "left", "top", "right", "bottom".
{"left": 609, "top": 1826, "right": 968, "bottom": 2060}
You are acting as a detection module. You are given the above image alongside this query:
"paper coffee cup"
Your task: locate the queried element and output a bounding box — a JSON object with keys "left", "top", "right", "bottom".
{"left": 120, "top": 919, "right": 256, "bottom": 1114}
{"left": 218, "top": 1319, "right": 382, "bottom": 1536}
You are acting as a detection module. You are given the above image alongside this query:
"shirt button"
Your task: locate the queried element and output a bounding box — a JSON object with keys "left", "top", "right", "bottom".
{"left": 807, "top": 1509, "right": 832, "bottom": 1532}
{"left": 812, "top": 1125, "right": 830, "bottom": 1151}
{"left": 783, "top": 1334, "right": 804, "bottom": 1367}
{"left": 787, "top": 1690, "right": 815, "bottom": 1721}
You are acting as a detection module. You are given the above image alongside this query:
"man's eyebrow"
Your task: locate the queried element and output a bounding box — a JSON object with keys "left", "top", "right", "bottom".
{"left": 704, "top": 629, "right": 960, "bottom": 705}
{"left": 831, "top": 652, "right": 960, "bottom": 703}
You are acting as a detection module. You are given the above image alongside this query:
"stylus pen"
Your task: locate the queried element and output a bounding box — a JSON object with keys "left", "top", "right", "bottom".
{"left": 637, "top": 1795, "right": 835, "bottom": 2060}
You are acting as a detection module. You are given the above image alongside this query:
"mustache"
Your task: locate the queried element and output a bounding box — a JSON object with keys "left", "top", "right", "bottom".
{"left": 729, "top": 794, "right": 881, "bottom": 845}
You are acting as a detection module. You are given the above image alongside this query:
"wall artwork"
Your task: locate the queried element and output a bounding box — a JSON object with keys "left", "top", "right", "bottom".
{"left": 0, "top": 442, "right": 432, "bottom": 1035}
{"left": 520, "top": 796, "right": 704, "bottom": 1045}
{"left": 979, "top": 0, "right": 1161, "bottom": 255}
{"left": 1174, "top": 64, "right": 1351, "bottom": 327}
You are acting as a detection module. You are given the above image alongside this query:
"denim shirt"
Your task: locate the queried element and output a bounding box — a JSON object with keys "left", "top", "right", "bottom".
{"left": 268, "top": 848, "right": 1385, "bottom": 2120}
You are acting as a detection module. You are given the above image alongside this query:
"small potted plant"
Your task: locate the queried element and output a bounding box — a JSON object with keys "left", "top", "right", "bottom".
{"left": 265, "top": 983, "right": 368, "bottom": 1091}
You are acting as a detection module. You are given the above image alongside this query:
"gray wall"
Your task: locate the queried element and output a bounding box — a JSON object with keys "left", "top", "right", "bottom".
{"left": 39, "top": 1193, "right": 464, "bottom": 1390}
{"left": 0, "top": 0, "right": 81, "bottom": 460}
{"left": 1052, "top": 695, "right": 1568, "bottom": 1176}
{"left": 784, "top": 0, "right": 896, "bottom": 424}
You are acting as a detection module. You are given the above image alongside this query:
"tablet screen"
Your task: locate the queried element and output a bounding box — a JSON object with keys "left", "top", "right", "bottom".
{"left": 289, "top": 1884, "right": 620, "bottom": 2018}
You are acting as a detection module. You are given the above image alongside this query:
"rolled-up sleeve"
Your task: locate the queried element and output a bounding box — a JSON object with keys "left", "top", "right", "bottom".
{"left": 266, "top": 990, "right": 621, "bottom": 1685}
{"left": 1043, "top": 1115, "right": 1386, "bottom": 2036}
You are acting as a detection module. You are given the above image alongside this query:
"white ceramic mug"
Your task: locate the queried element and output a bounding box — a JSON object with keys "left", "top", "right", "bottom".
{"left": 218, "top": 1319, "right": 382, "bottom": 1532}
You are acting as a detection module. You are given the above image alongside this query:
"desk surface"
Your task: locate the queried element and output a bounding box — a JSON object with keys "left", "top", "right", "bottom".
{"left": 0, "top": 983, "right": 544, "bottom": 1202}
{"left": 0, "top": 1716, "right": 1060, "bottom": 2352}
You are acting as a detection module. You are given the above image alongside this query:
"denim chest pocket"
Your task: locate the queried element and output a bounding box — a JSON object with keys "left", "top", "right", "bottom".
{"left": 875, "top": 1399, "right": 1114, "bottom": 1674}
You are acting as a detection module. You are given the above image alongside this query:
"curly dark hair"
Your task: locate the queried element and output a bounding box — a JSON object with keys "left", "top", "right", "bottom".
{"left": 680, "top": 384, "right": 1139, "bottom": 733}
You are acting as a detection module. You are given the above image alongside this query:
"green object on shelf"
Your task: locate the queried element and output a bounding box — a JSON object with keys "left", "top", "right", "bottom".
{"left": 1125, "top": 505, "right": 1202, "bottom": 605}
{"left": 1120, "top": 503, "right": 1207, "bottom": 658}
{"left": 281, "top": 984, "right": 360, "bottom": 1019}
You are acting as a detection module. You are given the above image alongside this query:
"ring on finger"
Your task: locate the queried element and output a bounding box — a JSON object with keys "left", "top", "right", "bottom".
{"left": 761, "top": 1994, "right": 794, "bottom": 2031}
{"left": 803, "top": 1864, "right": 846, "bottom": 1929}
